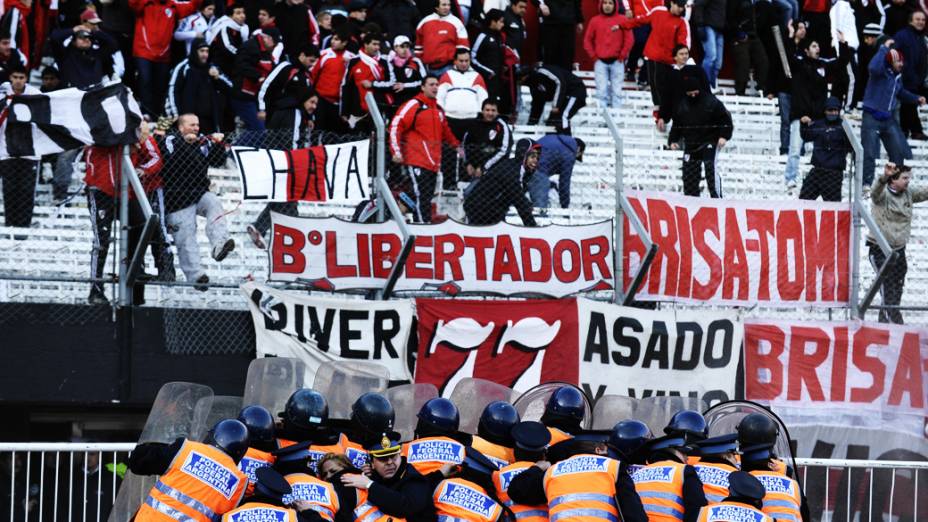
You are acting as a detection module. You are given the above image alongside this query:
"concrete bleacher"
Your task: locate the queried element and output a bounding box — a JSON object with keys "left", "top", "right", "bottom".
{"left": 1, "top": 72, "right": 926, "bottom": 322}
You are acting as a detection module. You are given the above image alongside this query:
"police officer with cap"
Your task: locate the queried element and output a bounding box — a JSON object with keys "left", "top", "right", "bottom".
{"left": 691, "top": 434, "right": 739, "bottom": 505}
{"left": 238, "top": 405, "right": 279, "bottom": 496}
{"left": 471, "top": 401, "right": 520, "bottom": 469}
{"left": 130, "top": 419, "right": 251, "bottom": 521}
{"left": 492, "top": 421, "right": 550, "bottom": 522}
{"left": 610, "top": 419, "right": 653, "bottom": 474}
{"left": 273, "top": 441, "right": 354, "bottom": 522}
{"left": 695, "top": 471, "right": 773, "bottom": 522}
{"left": 631, "top": 412, "right": 708, "bottom": 522}
{"left": 222, "top": 467, "right": 332, "bottom": 521}
{"left": 737, "top": 414, "right": 805, "bottom": 522}
{"left": 540, "top": 386, "right": 587, "bottom": 445}
{"left": 340, "top": 433, "right": 436, "bottom": 522}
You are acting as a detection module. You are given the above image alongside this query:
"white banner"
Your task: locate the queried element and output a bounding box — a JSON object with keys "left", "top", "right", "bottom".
{"left": 578, "top": 299, "right": 742, "bottom": 403}
{"left": 268, "top": 215, "right": 614, "bottom": 297}
{"left": 241, "top": 282, "right": 413, "bottom": 381}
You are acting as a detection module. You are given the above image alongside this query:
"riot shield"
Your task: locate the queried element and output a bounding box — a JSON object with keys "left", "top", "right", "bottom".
{"left": 513, "top": 382, "right": 592, "bottom": 429}
{"left": 385, "top": 383, "right": 439, "bottom": 441}
{"left": 313, "top": 361, "right": 390, "bottom": 419}
{"left": 191, "top": 395, "right": 244, "bottom": 442}
{"left": 632, "top": 396, "right": 706, "bottom": 436}
{"left": 448, "top": 378, "right": 519, "bottom": 434}
{"left": 704, "top": 400, "right": 799, "bottom": 483}
{"left": 241, "top": 357, "right": 309, "bottom": 417}
{"left": 108, "top": 382, "right": 213, "bottom": 522}
{"left": 591, "top": 395, "right": 638, "bottom": 429}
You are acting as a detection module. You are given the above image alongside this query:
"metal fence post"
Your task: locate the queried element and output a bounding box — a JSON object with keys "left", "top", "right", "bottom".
{"left": 602, "top": 109, "right": 624, "bottom": 303}
{"left": 843, "top": 120, "right": 862, "bottom": 319}
{"left": 117, "top": 145, "right": 131, "bottom": 308}
{"left": 367, "top": 93, "right": 387, "bottom": 222}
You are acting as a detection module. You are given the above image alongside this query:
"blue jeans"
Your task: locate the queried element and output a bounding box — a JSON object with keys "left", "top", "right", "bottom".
{"left": 135, "top": 58, "right": 170, "bottom": 117}
{"left": 594, "top": 60, "right": 624, "bottom": 108}
{"left": 785, "top": 119, "right": 805, "bottom": 183}
{"left": 527, "top": 169, "right": 572, "bottom": 209}
{"left": 778, "top": 93, "right": 791, "bottom": 153}
{"left": 862, "top": 109, "right": 912, "bottom": 186}
{"left": 699, "top": 26, "right": 724, "bottom": 88}
{"left": 229, "top": 97, "right": 265, "bottom": 147}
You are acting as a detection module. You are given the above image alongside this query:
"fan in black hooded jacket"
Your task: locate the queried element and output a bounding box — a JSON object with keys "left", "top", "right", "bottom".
{"left": 166, "top": 39, "right": 232, "bottom": 134}
{"left": 668, "top": 76, "right": 733, "bottom": 198}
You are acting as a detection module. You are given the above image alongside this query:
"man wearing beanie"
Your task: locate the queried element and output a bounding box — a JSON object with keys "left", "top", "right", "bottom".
{"left": 852, "top": 23, "right": 885, "bottom": 108}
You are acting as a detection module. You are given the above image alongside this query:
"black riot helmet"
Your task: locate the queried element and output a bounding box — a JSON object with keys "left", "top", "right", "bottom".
{"left": 417, "top": 398, "right": 460, "bottom": 434}
{"left": 664, "top": 410, "right": 708, "bottom": 442}
{"left": 736, "top": 413, "right": 779, "bottom": 447}
{"left": 280, "top": 389, "right": 328, "bottom": 431}
{"left": 238, "top": 405, "right": 276, "bottom": 447}
{"left": 542, "top": 386, "right": 586, "bottom": 428}
{"left": 477, "top": 401, "right": 520, "bottom": 446}
{"left": 205, "top": 419, "right": 250, "bottom": 463}
{"left": 351, "top": 392, "right": 395, "bottom": 435}
{"left": 609, "top": 419, "right": 653, "bottom": 458}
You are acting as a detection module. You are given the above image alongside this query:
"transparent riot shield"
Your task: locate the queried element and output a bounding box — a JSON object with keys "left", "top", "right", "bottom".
{"left": 241, "top": 357, "right": 309, "bottom": 417}
{"left": 513, "top": 383, "right": 592, "bottom": 429}
{"left": 704, "top": 400, "right": 799, "bottom": 483}
{"left": 191, "top": 396, "right": 244, "bottom": 442}
{"left": 632, "top": 396, "right": 707, "bottom": 436}
{"left": 448, "top": 378, "right": 519, "bottom": 434}
{"left": 385, "top": 383, "right": 439, "bottom": 441}
{"left": 108, "top": 382, "right": 213, "bottom": 522}
{"left": 313, "top": 361, "right": 390, "bottom": 419}
{"left": 591, "top": 395, "right": 638, "bottom": 429}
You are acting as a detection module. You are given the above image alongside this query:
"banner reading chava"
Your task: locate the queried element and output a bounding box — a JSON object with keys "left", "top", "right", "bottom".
{"left": 623, "top": 190, "right": 851, "bottom": 306}
{"left": 269, "top": 214, "right": 614, "bottom": 297}
{"left": 577, "top": 299, "right": 742, "bottom": 404}
{"left": 240, "top": 282, "right": 413, "bottom": 381}
{"left": 232, "top": 140, "right": 370, "bottom": 203}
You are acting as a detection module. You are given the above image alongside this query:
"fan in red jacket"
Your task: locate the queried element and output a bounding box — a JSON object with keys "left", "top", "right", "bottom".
{"left": 309, "top": 29, "right": 353, "bottom": 132}
{"left": 388, "top": 75, "right": 460, "bottom": 223}
{"left": 618, "top": 0, "right": 689, "bottom": 110}
{"left": 340, "top": 33, "right": 387, "bottom": 131}
{"left": 415, "top": 0, "right": 469, "bottom": 73}
{"left": 584, "top": 0, "right": 634, "bottom": 108}
{"left": 129, "top": 0, "right": 201, "bottom": 116}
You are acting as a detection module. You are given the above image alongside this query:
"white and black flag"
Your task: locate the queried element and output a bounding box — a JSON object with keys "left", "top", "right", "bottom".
{"left": 0, "top": 83, "right": 142, "bottom": 158}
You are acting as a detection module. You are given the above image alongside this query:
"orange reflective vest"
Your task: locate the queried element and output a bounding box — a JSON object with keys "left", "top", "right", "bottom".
{"left": 342, "top": 437, "right": 370, "bottom": 470}
{"left": 749, "top": 471, "right": 802, "bottom": 522}
{"left": 221, "top": 502, "right": 299, "bottom": 522}
{"left": 278, "top": 438, "right": 298, "bottom": 449}
{"left": 693, "top": 462, "right": 737, "bottom": 504}
{"left": 403, "top": 436, "right": 466, "bottom": 475}
{"left": 493, "top": 462, "right": 549, "bottom": 522}
{"left": 239, "top": 447, "right": 276, "bottom": 497}
{"left": 136, "top": 440, "right": 248, "bottom": 522}
{"left": 696, "top": 501, "right": 773, "bottom": 522}
{"left": 543, "top": 454, "right": 620, "bottom": 522}
{"left": 285, "top": 473, "right": 340, "bottom": 522}
{"left": 471, "top": 436, "right": 514, "bottom": 469}
{"left": 631, "top": 460, "right": 686, "bottom": 521}
{"left": 546, "top": 428, "right": 572, "bottom": 447}
{"left": 306, "top": 435, "right": 349, "bottom": 473}
{"left": 433, "top": 478, "right": 504, "bottom": 522}
{"left": 354, "top": 488, "right": 407, "bottom": 522}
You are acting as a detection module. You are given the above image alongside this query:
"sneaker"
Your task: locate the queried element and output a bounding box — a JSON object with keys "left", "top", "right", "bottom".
{"left": 194, "top": 274, "right": 210, "bottom": 291}
{"left": 247, "top": 225, "right": 267, "bottom": 249}
{"left": 862, "top": 186, "right": 871, "bottom": 199}
{"left": 212, "top": 238, "right": 235, "bottom": 261}
{"left": 786, "top": 180, "right": 797, "bottom": 196}
{"left": 911, "top": 132, "right": 928, "bottom": 141}
{"left": 87, "top": 293, "right": 109, "bottom": 305}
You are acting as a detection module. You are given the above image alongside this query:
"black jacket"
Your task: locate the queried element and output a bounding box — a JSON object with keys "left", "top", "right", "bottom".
{"left": 471, "top": 28, "right": 504, "bottom": 82}
{"left": 367, "top": 461, "right": 436, "bottom": 522}
{"left": 234, "top": 36, "right": 276, "bottom": 99}
{"left": 525, "top": 64, "right": 587, "bottom": 123}
{"left": 464, "top": 146, "right": 536, "bottom": 226}
{"left": 374, "top": 54, "right": 426, "bottom": 111}
{"left": 0, "top": 48, "right": 26, "bottom": 85}
{"left": 368, "top": 0, "right": 420, "bottom": 43}
{"left": 50, "top": 29, "right": 117, "bottom": 88}
{"left": 800, "top": 117, "right": 852, "bottom": 171}
{"left": 259, "top": 60, "right": 313, "bottom": 116}
{"left": 274, "top": 2, "right": 320, "bottom": 57}
{"left": 158, "top": 131, "right": 228, "bottom": 212}
{"left": 462, "top": 116, "right": 513, "bottom": 172}
{"left": 789, "top": 43, "right": 850, "bottom": 120}
{"left": 503, "top": 9, "right": 527, "bottom": 56}
{"left": 659, "top": 64, "right": 709, "bottom": 123}
{"left": 532, "top": 0, "right": 582, "bottom": 25}
{"left": 209, "top": 24, "right": 245, "bottom": 77}
{"left": 166, "top": 47, "right": 232, "bottom": 126}
{"left": 668, "top": 91, "right": 734, "bottom": 151}
{"left": 692, "top": 0, "right": 726, "bottom": 31}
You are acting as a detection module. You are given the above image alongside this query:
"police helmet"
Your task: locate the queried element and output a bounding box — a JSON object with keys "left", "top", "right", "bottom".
{"left": 281, "top": 389, "right": 328, "bottom": 430}
{"left": 609, "top": 419, "right": 653, "bottom": 456}
{"left": 205, "top": 419, "right": 250, "bottom": 463}
{"left": 237, "top": 405, "right": 276, "bottom": 445}
{"left": 417, "top": 397, "right": 460, "bottom": 433}
{"left": 664, "top": 410, "right": 708, "bottom": 441}
{"left": 477, "top": 401, "right": 520, "bottom": 445}
{"left": 736, "top": 413, "right": 779, "bottom": 447}
{"left": 544, "top": 386, "right": 586, "bottom": 422}
{"left": 351, "top": 392, "right": 395, "bottom": 433}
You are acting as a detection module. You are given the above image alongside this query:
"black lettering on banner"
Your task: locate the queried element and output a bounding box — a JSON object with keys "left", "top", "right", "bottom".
{"left": 701, "top": 390, "right": 729, "bottom": 405}
{"left": 672, "top": 322, "right": 702, "bottom": 371}
{"left": 80, "top": 85, "right": 141, "bottom": 146}
{"left": 642, "top": 321, "right": 669, "bottom": 369}
{"left": 339, "top": 309, "right": 368, "bottom": 358}
{"left": 250, "top": 289, "right": 288, "bottom": 331}
{"left": 343, "top": 145, "right": 363, "bottom": 199}
{"left": 373, "top": 310, "right": 400, "bottom": 359}
{"left": 308, "top": 307, "right": 336, "bottom": 351}
{"left": 582, "top": 384, "right": 607, "bottom": 403}
{"left": 293, "top": 304, "right": 308, "bottom": 343}
{"left": 613, "top": 316, "right": 642, "bottom": 366}
{"left": 703, "top": 319, "right": 733, "bottom": 368}
{"left": 583, "top": 312, "right": 609, "bottom": 363}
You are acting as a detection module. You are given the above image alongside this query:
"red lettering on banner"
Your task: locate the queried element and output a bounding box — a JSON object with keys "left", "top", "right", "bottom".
{"left": 776, "top": 211, "right": 804, "bottom": 301}
{"left": 787, "top": 327, "right": 830, "bottom": 401}
{"left": 675, "top": 206, "right": 693, "bottom": 298}
{"left": 744, "top": 324, "right": 785, "bottom": 400}
{"left": 325, "top": 231, "right": 357, "bottom": 278}
{"left": 836, "top": 212, "right": 851, "bottom": 301}
{"left": 464, "top": 236, "right": 494, "bottom": 280}
{"left": 405, "top": 236, "right": 434, "bottom": 279}
{"left": 723, "top": 208, "right": 749, "bottom": 301}
{"left": 850, "top": 326, "right": 888, "bottom": 403}
{"left": 692, "top": 207, "right": 721, "bottom": 300}
{"left": 830, "top": 326, "right": 849, "bottom": 402}
{"left": 647, "top": 199, "right": 679, "bottom": 296}
{"left": 372, "top": 233, "right": 401, "bottom": 278}
{"left": 521, "top": 238, "right": 552, "bottom": 282}
{"left": 746, "top": 210, "right": 775, "bottom": 301}
{"left": 623, "top": 198, "right": 648, "bottom": 290}
{"left": 803, "top": 210, "right": 837, "bottom": 302}
{"left": 271, "top": 224, "right": 306, "bottom": 273}
{"left": 357, "top": 233, "right": 371, "bottom": 277}
{"left": 554, "top": 240, "right": 581, "bottom": 282}
{"left": 581, "top": 236, "right": 612, "bottom": 281}
{"left": 889, "top": 332, "right": 925, "bottom": 408}
{"left": 492, "top": 236, "right": 521, "bottom": 282}
{"left": 434, "top": 234, "right": 464, "bottom": 280}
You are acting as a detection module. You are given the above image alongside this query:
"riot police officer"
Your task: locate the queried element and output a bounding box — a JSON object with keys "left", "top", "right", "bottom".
{"left": 691, "top": 434, "right": 739, "bottom": 504}
{"left": 278, "top": 389, "right": 347, "bottom": 472}
{"left": 492, "top": 421, "right": 550, "bottom": 522}
{"left": 737, "top": 414, "right": 805, "bottom": 522}
{"left": 404, "top": 398, "right": 469, "bottom": 485}
{"left": 540, "top": 387, "right": 586, "bottom": 445}
{"left": 471, "top": 401, "right": 520, "bottom": 468}
{"left": 695, "top": 471, "right": 773, "bottom": 522}
{"left": 238, "top": 405, "right": 279, "bottom": 495}
{"left": 222, "top": 467, "right": 331, "bottom": 522}
{"left": 609, "top": 419, "right": 653, "bottom": 475}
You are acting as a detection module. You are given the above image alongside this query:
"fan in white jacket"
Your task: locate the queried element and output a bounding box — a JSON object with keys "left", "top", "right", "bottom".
{"left": 436, "top": 51, "right": 488, "bottom": 122}
{"left": 175, "top": 3, "right": 216, "bottom": 54}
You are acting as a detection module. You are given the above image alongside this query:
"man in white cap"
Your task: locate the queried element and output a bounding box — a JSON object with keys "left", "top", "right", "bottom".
{"left": 374, "top": 34, "right": 425, "bottom": 114}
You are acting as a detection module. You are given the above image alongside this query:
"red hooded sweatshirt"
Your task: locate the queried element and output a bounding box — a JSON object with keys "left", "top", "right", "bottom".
{"left": 584, "top": 0, "right": 634, "bottom": 62}
{"left": 618, "top": 7, "right": 690, "bottom": 65}
{"left": 129, "top": 0, "right": 201, "bottom": 63}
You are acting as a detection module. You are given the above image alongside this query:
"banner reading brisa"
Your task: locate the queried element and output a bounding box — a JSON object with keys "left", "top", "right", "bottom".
{"left": 623, "top": 190, "right": 852, "bottom": 306}
{"left": 269, "top": 215, "right": 614, "bottom": 297}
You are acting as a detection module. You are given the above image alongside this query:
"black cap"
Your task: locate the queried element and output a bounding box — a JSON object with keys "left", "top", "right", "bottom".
{"left": 825, "top": 96, "right": 841, "bottom": 110}
{"left": 348, "top": 0, "right": 369, "bottom": 10}
{"left": 670, "top": 0, "right": 687, "bottom": 7}
{"left": 262, "top": 28, "right": 281, "bottom": 43}
{"left": 272, "top": 440, "right": 314, "bottom": 463}
{"left": 193, "top": 37, "right": 209, "bottom": 50}
{"left": 727, "top": 471, "right": 766, "bottom": 501}
{"left": 740, "top": 442, "right": 776, "bottom": 463}
{"left": 254, "top": 467, "right": 293, "bottom": 502}
{"left": 511, "top": 421, "right": 551, "bottom": 452}
{"left": 367, "top": 433, "right": 402, "bottom": 458}
{"left": 692, "top": 433, "right": 738, "bottom": 456}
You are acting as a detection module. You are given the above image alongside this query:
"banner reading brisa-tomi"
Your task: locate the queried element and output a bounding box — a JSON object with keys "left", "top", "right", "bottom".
{"left": 269, "top": 214, "right": 614, "bottom": 296}
{"left": 623, "top": 190, "right": 851, "bottom": 306}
